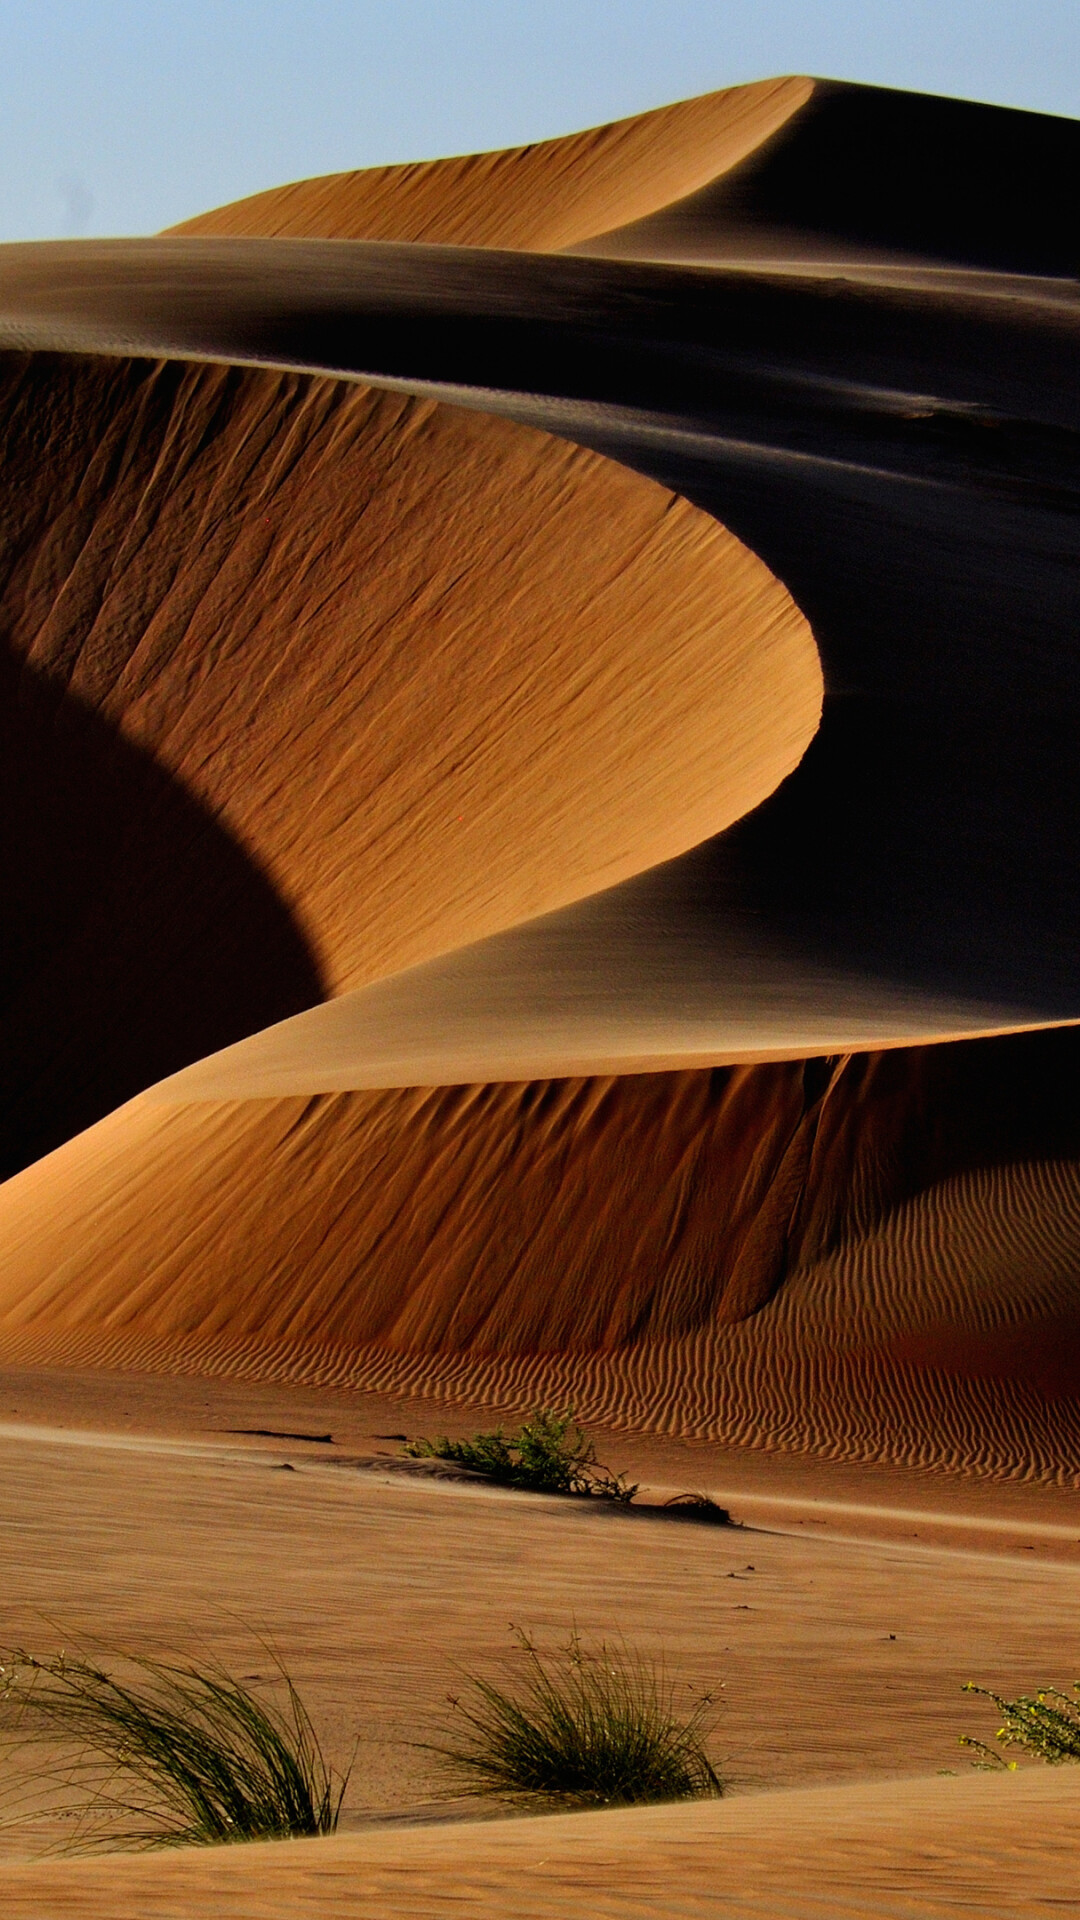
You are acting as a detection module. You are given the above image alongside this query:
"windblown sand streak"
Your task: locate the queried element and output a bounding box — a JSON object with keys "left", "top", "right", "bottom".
{"left": 3, "top": 1771, "right": 1078, "bottom": 1918}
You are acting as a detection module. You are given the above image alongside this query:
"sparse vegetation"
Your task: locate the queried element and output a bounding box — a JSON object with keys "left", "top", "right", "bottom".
{"left": 0, "top": 1644, "right": 349, "bottom": 1849}
{"left": 427, "top": 1627, "right": 722, "bottom": 1808}
{"left": 405, "top": 1407, "right": 638, "bottom": 1504}
{"left": 961, "top": 1678, "right": 1080, "bottom": 1769}
{"left": 662, "top": 1493, "right": 732, "bottom": 1526}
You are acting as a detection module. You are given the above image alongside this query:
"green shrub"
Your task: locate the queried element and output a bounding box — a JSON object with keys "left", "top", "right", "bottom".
{"left": 0, "top": 1644, "right": 349, "bottom": 1849}
{"left": 405, "top": 1408, "right": 637, "bottom": 1504}
{"left": 427, "top": 1628, "right": 722, "bottom": 1808}
{"left": 961, "top": 1678, "right": 1080, "bottom": 1768}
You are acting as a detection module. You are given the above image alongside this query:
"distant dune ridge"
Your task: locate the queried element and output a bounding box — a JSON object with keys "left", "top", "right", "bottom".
{"left": 1, "top": 79, "right": 1080, "bottom": 1468}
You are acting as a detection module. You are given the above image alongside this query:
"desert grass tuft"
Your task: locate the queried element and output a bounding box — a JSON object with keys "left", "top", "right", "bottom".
{"left": 427, "top": 1627, "right": 722, "bottom": 1808}
{"left": 405, "top": 1407, "right": 637, "bottom": 1503}
{"left": 662, "top": 1493, "right": 733, "bottom": 1525}
{"left": 0, "top": 1643, "right": 349, "bottom": 1849}
{"left": 961, "top": 1678, "right": 1080, "bottom": 1769}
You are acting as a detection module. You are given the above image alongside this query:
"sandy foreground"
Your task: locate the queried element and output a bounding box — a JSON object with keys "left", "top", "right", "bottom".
{"left": 0, "top": 1366, "right": 1078, "bottom": 1913}
{"left": 2, "top": 1772, "right": 1076, "bottom": 1918}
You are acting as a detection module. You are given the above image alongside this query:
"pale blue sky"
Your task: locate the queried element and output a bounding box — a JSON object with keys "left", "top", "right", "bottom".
{"left": 0, "top": 0, "right": 1077, "bottom": 241}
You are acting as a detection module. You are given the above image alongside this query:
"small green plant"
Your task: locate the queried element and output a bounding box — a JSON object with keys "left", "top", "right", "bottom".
{"left": 405, "top": 1408, "right": 637, "bottom": 1504}
{"left": 0, "top": 1643, "right": 349, "bottom": 1849}
{"left": 427, "top": 1628, "right": 722, "bottom": 1808}
{"left": 960, "top": 1679, "right": 1080, "bottom": 1769}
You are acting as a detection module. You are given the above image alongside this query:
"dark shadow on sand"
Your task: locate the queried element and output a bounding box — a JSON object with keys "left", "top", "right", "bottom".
{"left": 0, "top": 648, "right": 324, "bottom": 1177}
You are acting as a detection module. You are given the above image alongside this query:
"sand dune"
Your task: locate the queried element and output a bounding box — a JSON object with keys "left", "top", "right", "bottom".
{"left": 0, "top": 350, "right": 812, "bottom": 1172}
{"left": 1, "top": 82, "right": 1080, "bottom": 1475}
{"left": 5, "top": 1031, "right": 1080, "bottom": 1479}
{"left": 576, "top": 77, "right": 1080, "bottom": 274}
{"left": 5, "top": 80, "right": 1080, "bottom": 1913}
{"left": 171, "top": 72, "right": 1077, "bottom": 287}
{"left": 168, "top": 78, "right": 812, "bottom": 249}
{"left": 152, "top": 871, "right": 1075, "bottom": 1101}
{"left": 3, "top": 134, "right": 1079, "bottom": 1075}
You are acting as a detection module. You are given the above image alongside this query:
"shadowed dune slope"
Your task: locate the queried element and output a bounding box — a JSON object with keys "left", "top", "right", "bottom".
{"left": 156, "top": 859, "right": 1073, "bottom": 1103}
{"left": 5, "top": 1030, "right": 1080, "bottom": 1478}
{"left": 0, "top": 351, "right": 816, "bottom": 1169}
{"left": 168, "top": 78, "right": 812, "bottom": 247}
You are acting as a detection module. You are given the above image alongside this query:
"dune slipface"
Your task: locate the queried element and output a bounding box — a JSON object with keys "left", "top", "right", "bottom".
{"left": 1, "top": 79, "right": 1080, "bottom": 1474}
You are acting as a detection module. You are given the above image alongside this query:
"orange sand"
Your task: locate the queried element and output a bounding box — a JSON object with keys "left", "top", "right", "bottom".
{"left": 0, "top": 1381, "right": 1078, "bottom": 1912}
{"left": 0, "top": 81, "right": 1075, "bottom": 1097}
{"left": 4, "top": 1037, "right": 1080, "bottom": 1482}
{"left": 1, "top": 85, "right": 1080, "bottom": 1918}
{"left": 0, "top": 1381, "right": 1078, "bottom": 1911}
{"left": 4, "top": 75, "right": 1080, "bottom": 1920}
{"left": 3, "top": 363, "right": 811, "bottom": 993}
{"left": 169, "top": 79, "right": 812, "bottom": 248}
{"left": 0, "top": 350, "right": 814, "bottom": 1170}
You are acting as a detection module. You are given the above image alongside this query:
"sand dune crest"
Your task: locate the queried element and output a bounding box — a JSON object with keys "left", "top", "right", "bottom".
{"left": 168, "top": 79, "right": 812, "bottom": 248}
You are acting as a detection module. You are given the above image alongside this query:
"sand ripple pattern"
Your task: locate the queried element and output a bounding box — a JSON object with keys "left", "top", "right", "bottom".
{"left": 4, "top": 1080, "right": 1080, "bottom": 1483}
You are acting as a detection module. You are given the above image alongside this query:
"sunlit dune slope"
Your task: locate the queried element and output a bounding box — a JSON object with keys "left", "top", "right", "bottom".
{"left": 0, "top": 351, "right": 816, "bottom": 1174}
{"left": 167, "top": 78, "right": 811, "bottom": 248}
{"left": 4, "top": 1029, "right": 1080, "bottom": 1479}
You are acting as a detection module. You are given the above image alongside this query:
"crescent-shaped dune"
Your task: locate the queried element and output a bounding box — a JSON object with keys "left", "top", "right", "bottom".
{"left": 1, "top": 78, "right": 1080, "bottom": 1478}
{"left": 8, "top": 85, "right": 1080, "bottom": 1914}
{"left": 3, "top": 120, "right": 1080, "bottom": 1068}
{"left": 0, "top": 352, "right": 816, "bottom": 1173}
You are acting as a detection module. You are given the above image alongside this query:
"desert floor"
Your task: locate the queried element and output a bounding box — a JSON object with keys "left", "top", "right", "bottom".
{"left": 0, "top": 1365, "right": 1078, "bottom": 1914}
